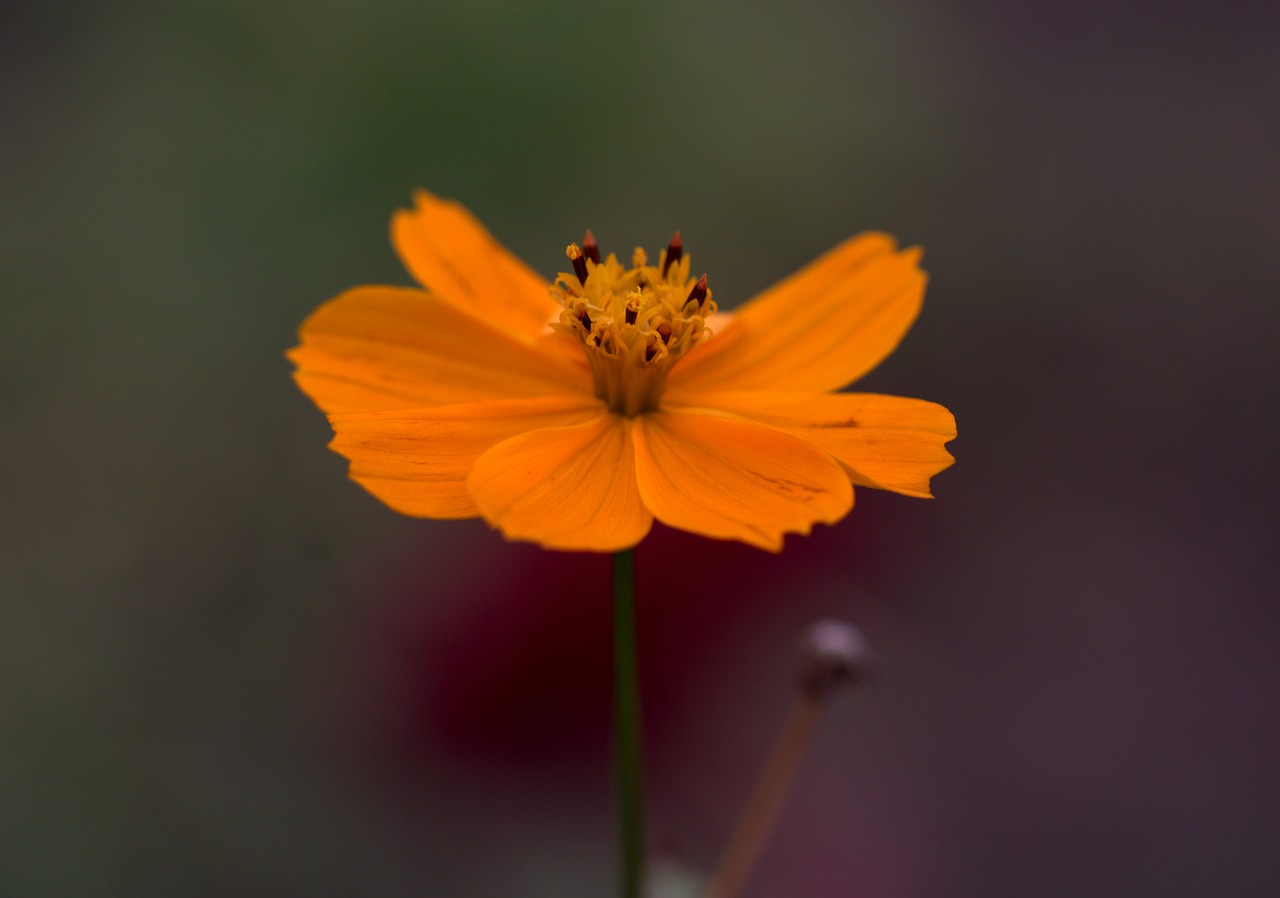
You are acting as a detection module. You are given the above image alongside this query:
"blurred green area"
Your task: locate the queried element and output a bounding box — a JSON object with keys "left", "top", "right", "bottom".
{"left": 3, "top": 0, "right": 1278, "bottom": 895}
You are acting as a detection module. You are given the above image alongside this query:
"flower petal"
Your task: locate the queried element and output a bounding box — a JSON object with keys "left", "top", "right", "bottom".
{"left": 288, "top": 285, "right": 589, "bottom": 413}
{"left": 631, "top": 409, "right": 853, "bottom": 551}
{"left": 534, "top": 329, "right": 592, "bottom": 377}
{"left": 669, "top": 390, "right": 955, "bottom": 498}
{"left": 670, "top": 233, "right": 926, "bottom": 392}
{"left": 468, "top": 414, "right": 652, "bottom": 552}
{"left": 327, "top": 395, "right": 606, "bottom": 519}
{"left": 391, "top": 189, "right": 562, "bottom": 342}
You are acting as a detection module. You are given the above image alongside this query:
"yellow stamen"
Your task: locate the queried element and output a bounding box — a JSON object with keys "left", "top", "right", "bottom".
{"left": 552, "top": 238, "right": 716, "bottom": 416}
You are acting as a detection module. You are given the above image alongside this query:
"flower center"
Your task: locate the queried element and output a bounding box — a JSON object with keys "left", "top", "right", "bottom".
{"left": 552, "top": 232, "right": 716, "bottom": 416}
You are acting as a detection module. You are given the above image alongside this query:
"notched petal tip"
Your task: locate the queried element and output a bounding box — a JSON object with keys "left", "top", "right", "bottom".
{"left": 390, "top": 188, "right": 561, "bottom": 342}
{"left": 320, "top": 396, "right": 606, "bottom": 522}
{"left": 664, "top": 391, "right": 955, "bottom": 502}
{"left": 669, "top": 232, "right": 929, "bottom": 393}
{"left": 631, "top": 409, "right": 853, "bottom": 551}
{"left": 288, "top": 284, "right": 590, "bottom": 414}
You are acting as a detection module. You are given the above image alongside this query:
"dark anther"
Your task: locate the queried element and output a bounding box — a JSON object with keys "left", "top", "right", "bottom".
{"left": 576, "top": 306, "right": 593, "bottom": 331}
{"left": 686, "top": 274, "right": 709, "bottom": 308}
{"left": 567, "top": 243, "right": 588, "bottom": 285}
{"left": 582, "top": 230, "right": 601, "bottom": 265}
{"left": 625, "top": 305, "right": 638, "bottom": 325}
{"left": 644, "top": 339, "right": 659, "bottom": 362}
{"left": 662, "top": 232, "right": 683, "bottom": 276}
{"left": 656, "top": 321, "right": 673, "bottom": 344}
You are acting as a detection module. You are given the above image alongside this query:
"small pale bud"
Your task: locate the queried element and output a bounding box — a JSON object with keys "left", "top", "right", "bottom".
{"left": 797, "top": 620, "right": 872, "bottom": 698}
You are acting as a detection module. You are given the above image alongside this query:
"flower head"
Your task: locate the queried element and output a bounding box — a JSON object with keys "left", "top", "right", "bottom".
{"left": 288, "top": 190, "right": 955, "bottom": 552}
{"left": 554, "top": 234, "right": 713, "bottom": 416}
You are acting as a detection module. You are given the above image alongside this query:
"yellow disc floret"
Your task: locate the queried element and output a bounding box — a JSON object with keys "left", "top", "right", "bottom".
{"left": 552, "top": 234, "right": 716, "bottom": 416}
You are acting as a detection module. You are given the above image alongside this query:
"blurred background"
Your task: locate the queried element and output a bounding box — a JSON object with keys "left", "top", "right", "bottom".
{"left": 3, "top": 0, "right": 1277, "bottom": 895}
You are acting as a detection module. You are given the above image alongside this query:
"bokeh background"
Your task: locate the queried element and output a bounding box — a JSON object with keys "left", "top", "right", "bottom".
{"left": 4, "top": 0, "right": 1278, "bottom": 895}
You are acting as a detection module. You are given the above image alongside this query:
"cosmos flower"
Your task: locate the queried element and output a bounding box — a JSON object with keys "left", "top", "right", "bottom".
{"left": 288, "top": 190, "right": 954, "bottom": 552}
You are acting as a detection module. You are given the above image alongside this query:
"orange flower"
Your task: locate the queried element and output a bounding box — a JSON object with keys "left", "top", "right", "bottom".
{"left": 288, "top": 190, "right": 955, "bottom": 552}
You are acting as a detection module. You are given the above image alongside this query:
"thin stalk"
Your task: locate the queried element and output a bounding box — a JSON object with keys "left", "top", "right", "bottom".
{"left": 705, "top": 619, "right": 869, "bottom": 898}
{"left": 705, "top": 693, "right": 823, "bottom": 898}
{"left": 613, "top": 548, "right": 646, "bottom": 898}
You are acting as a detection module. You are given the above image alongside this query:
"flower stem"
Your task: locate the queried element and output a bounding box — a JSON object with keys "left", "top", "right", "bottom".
{"left": 705, "top": 620, "right": 869, "bottom": 898}
{"left": 613, "top": 548, "right": 646, "bottom": 898}
{"left": 705, "top": 694, "right": 823, "bottom": 898}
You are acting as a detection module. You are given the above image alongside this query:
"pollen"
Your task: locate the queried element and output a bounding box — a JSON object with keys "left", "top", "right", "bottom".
{"left": 552, "top": 234, "right": 716, "bottom": 416}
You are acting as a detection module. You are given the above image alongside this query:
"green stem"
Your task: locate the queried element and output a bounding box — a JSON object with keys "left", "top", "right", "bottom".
{"left": 613, "top": 548, "right": 646, "bottom": 898}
